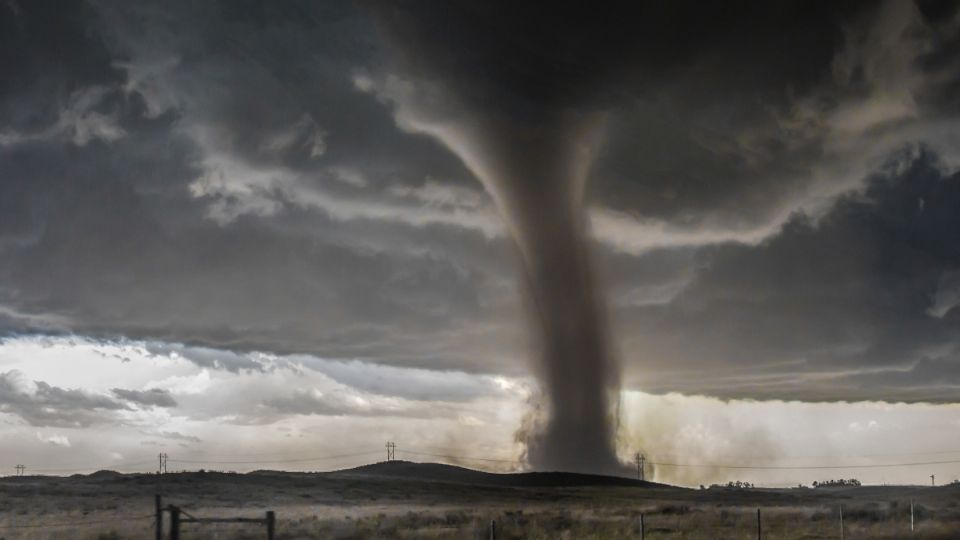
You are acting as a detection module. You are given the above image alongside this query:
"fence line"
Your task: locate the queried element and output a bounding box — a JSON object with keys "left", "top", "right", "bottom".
{"left": 0, "top": 497, "right": 938, "bottom": 536}
{"left": 0, "top": 514, "right": 153, "bottom": 529}
{"left": 157, "top": 494, "right": 275, "bottom": 540}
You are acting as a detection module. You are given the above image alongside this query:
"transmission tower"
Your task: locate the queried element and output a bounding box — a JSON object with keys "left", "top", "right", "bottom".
{"left": 15, "top": 464, "right": 24, "bottom": 476}
{"left": 386, "top": 441, "right": 396, "bottom": 461}
{"left": 158, "top": 453, "right": 168, "bottom": 474}
{"left": 634, "top": 453, "right": 645, "bottom": 481}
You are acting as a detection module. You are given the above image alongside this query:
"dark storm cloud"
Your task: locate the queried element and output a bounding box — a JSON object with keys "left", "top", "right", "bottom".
{"left": 621, "top": 147, "right": 960, "bottom": 402}
{"left": 362, "top": 0, "right": 958, "bottom": 471}
{"left": 0, "top": 0, "right": 522, "bottom": 375}
{"left": 111, "top": 387, "right": 177, "bottom": 408}
{"left": 0, "top": 370, "right": 127, "bottom": 427}
{"left": 588, "top": 2, "right": 960, "bottom": 257}
{"left": 366, "top": 2, "right": 868, "bottom": 116}
{"left": 0, "top": 0, "right": 958, "bottom": 409}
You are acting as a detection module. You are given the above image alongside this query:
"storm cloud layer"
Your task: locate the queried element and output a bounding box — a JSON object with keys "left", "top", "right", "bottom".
{"left": 1, "top": 0, "right": 959, "bottom": 433}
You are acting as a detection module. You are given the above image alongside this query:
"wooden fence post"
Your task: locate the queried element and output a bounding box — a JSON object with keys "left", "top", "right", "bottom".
{"left": 839, "top": 504, "right": 844, "bottom": 540}
{"left": 640, "top": 513, "right": 645, "bottom": 540}
{"left": 757, "top": 508, "right": 762, "bottom": 540}
{"left": 169, "top": 506, "right": 181, "bottom": 540}
{"left": 155, "top": 494, "right": 163, "bottom": 540}
{"left": 266, "top": 510, "right": 275, "bottom": 540}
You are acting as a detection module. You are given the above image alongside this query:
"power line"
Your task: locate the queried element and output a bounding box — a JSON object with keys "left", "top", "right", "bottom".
{"left": 22, "top": 460, "right": 157, "bottom": 473}
{"left": 398, "top": 449, "right": 960, "bottom": 471}
{"left": 159, "top": 446, "right": 380, "bottom": 462}
{"left": 12, "top": 450, "right": 380, "bottom": 474}
{"left": 647, "top": 458, "right": 960, "bottom": 470}
{"left": 399, "top": 450, "right": 520, "bottom": 464}
{"left": 168, "top": 450, "right": 384, "bottom": 465}
{"left": 19, "top": 460, "right": 157, "bottom": 474}
{"left": 154, "top": 447, "right": 375, "bottom": 459}
{"left": 12, "top": 447, "right": 960, "bottom": 476}
{"left": 20, "top": 459, "right": 155, "bottom": 470}
{"left": 735, "top": 448, "right": 960, "bottom": 460}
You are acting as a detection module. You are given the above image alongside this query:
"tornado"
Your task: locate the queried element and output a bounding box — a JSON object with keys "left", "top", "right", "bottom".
{"left": 450, "top": 114, "right": 622, "bottom": 473}
{"left": 367, "top": 2, "right": 632, "bottom": 474}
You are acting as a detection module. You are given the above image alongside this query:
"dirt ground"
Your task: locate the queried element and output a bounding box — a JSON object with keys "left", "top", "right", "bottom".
{"left": 0, "top": 463, "right": 958, "bottom": 539}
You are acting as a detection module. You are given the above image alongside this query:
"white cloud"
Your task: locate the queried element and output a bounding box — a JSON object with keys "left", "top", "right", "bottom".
{"left": 388, "top": 179, "right": 487, "bottom": 210}
{"left": 36, "top": 432, "right": 72, "bottom": 447}
{"left": 928, "top": 270, "right": 960, "bottom": 318}
{"left": 0, "top": 87, "right": 126, "bottom": 147}
{"left": 186, "top": 127, "right": 505, "bottom": 236}
{"left": 458, "top": 414, "right": 485, "bottom": 426}
{"left": 147, "top": 369, "right": 213, "bottom": 396}
{"left": 328, "top": 166, "right": 369, "bottom": 188}
{"left": 590, "top": 207, "right": 775, "bottom": 254}
{"left": 112, "top": 56, "right": 182, "bottom": 118}
{"left": 259, "top": 114, "right": 327, "bottom": 158}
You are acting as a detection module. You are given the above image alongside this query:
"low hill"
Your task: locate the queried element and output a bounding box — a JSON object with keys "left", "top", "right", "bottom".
{"left": 328, "top": 460, "right": 669, "bottom": 488}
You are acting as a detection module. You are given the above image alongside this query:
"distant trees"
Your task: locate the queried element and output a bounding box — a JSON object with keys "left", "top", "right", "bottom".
{"left": 707, "top": 480, "right": 755, "bottom": 489}
{"left": 812, "top": 479, "right": 861, "bottom": 488}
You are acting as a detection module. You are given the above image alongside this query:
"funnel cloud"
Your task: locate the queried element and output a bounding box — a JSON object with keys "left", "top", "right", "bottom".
{"left": 364, "top": 4, "right": 645, "bottom": 473}
{"left": 437, "top": 113, "right": 621, "bottom": 473}
{"left": 362, "top": 1, "right": 900, "bottom": 473}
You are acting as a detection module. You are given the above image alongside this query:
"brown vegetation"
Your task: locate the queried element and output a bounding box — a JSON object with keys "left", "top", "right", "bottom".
{"left": 0, "top": 462, "right": 957, "bottom": 539}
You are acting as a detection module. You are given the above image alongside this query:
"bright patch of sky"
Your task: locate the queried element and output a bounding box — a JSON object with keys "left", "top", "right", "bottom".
{"left": 2, "top": 335, "right": 958, "bottom": 487}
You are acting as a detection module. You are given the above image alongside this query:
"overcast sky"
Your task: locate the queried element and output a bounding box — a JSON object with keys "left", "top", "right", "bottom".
{"left": 1, "top": 0, "right": 960, "bottom": 486}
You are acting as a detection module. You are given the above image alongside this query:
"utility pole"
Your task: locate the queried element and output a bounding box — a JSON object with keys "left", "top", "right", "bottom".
{"left": 169, "top": 505, "right": 181, "bottom": 540}
{"left": 15, "top": 464, "right": 24, "bottom": 476}
{"left": 155, "top": 494, "right": 163, "bottom": 540}
{"left": 757, "top": 507, "right": 762, "bottom": 540}
{"left": 158, "top": 453, "right": 168, "bottom": 474}
{"left": 839, "top": 504, "right": 844, "bottom": 540}
{"left": 910, "top": 499, "right": 914, "bottom": 532}
{"left": 634, "top": 453, "right": 645, "bottom": 481}
{"left": 385, "top": 441, "right": 396, "bottom": 461}
{"left": 931, "top": 474, "right": 935, "bottom": 486}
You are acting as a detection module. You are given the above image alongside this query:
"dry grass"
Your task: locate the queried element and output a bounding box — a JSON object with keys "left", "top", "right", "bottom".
{"left": 0, "top": 472, "right": 957, "bottom": 539}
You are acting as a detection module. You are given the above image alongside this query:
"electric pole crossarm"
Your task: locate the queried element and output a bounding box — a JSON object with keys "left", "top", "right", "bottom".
{"left": 385, "top": 442, "right": 396, "bottom": 461}
{"left": 634, "top": 453, "right": 645, "bottom": 482}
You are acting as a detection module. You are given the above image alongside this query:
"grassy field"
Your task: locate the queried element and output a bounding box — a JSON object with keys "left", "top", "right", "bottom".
{"left": 0, "top": 462, "right": 958, "bottom": 539}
